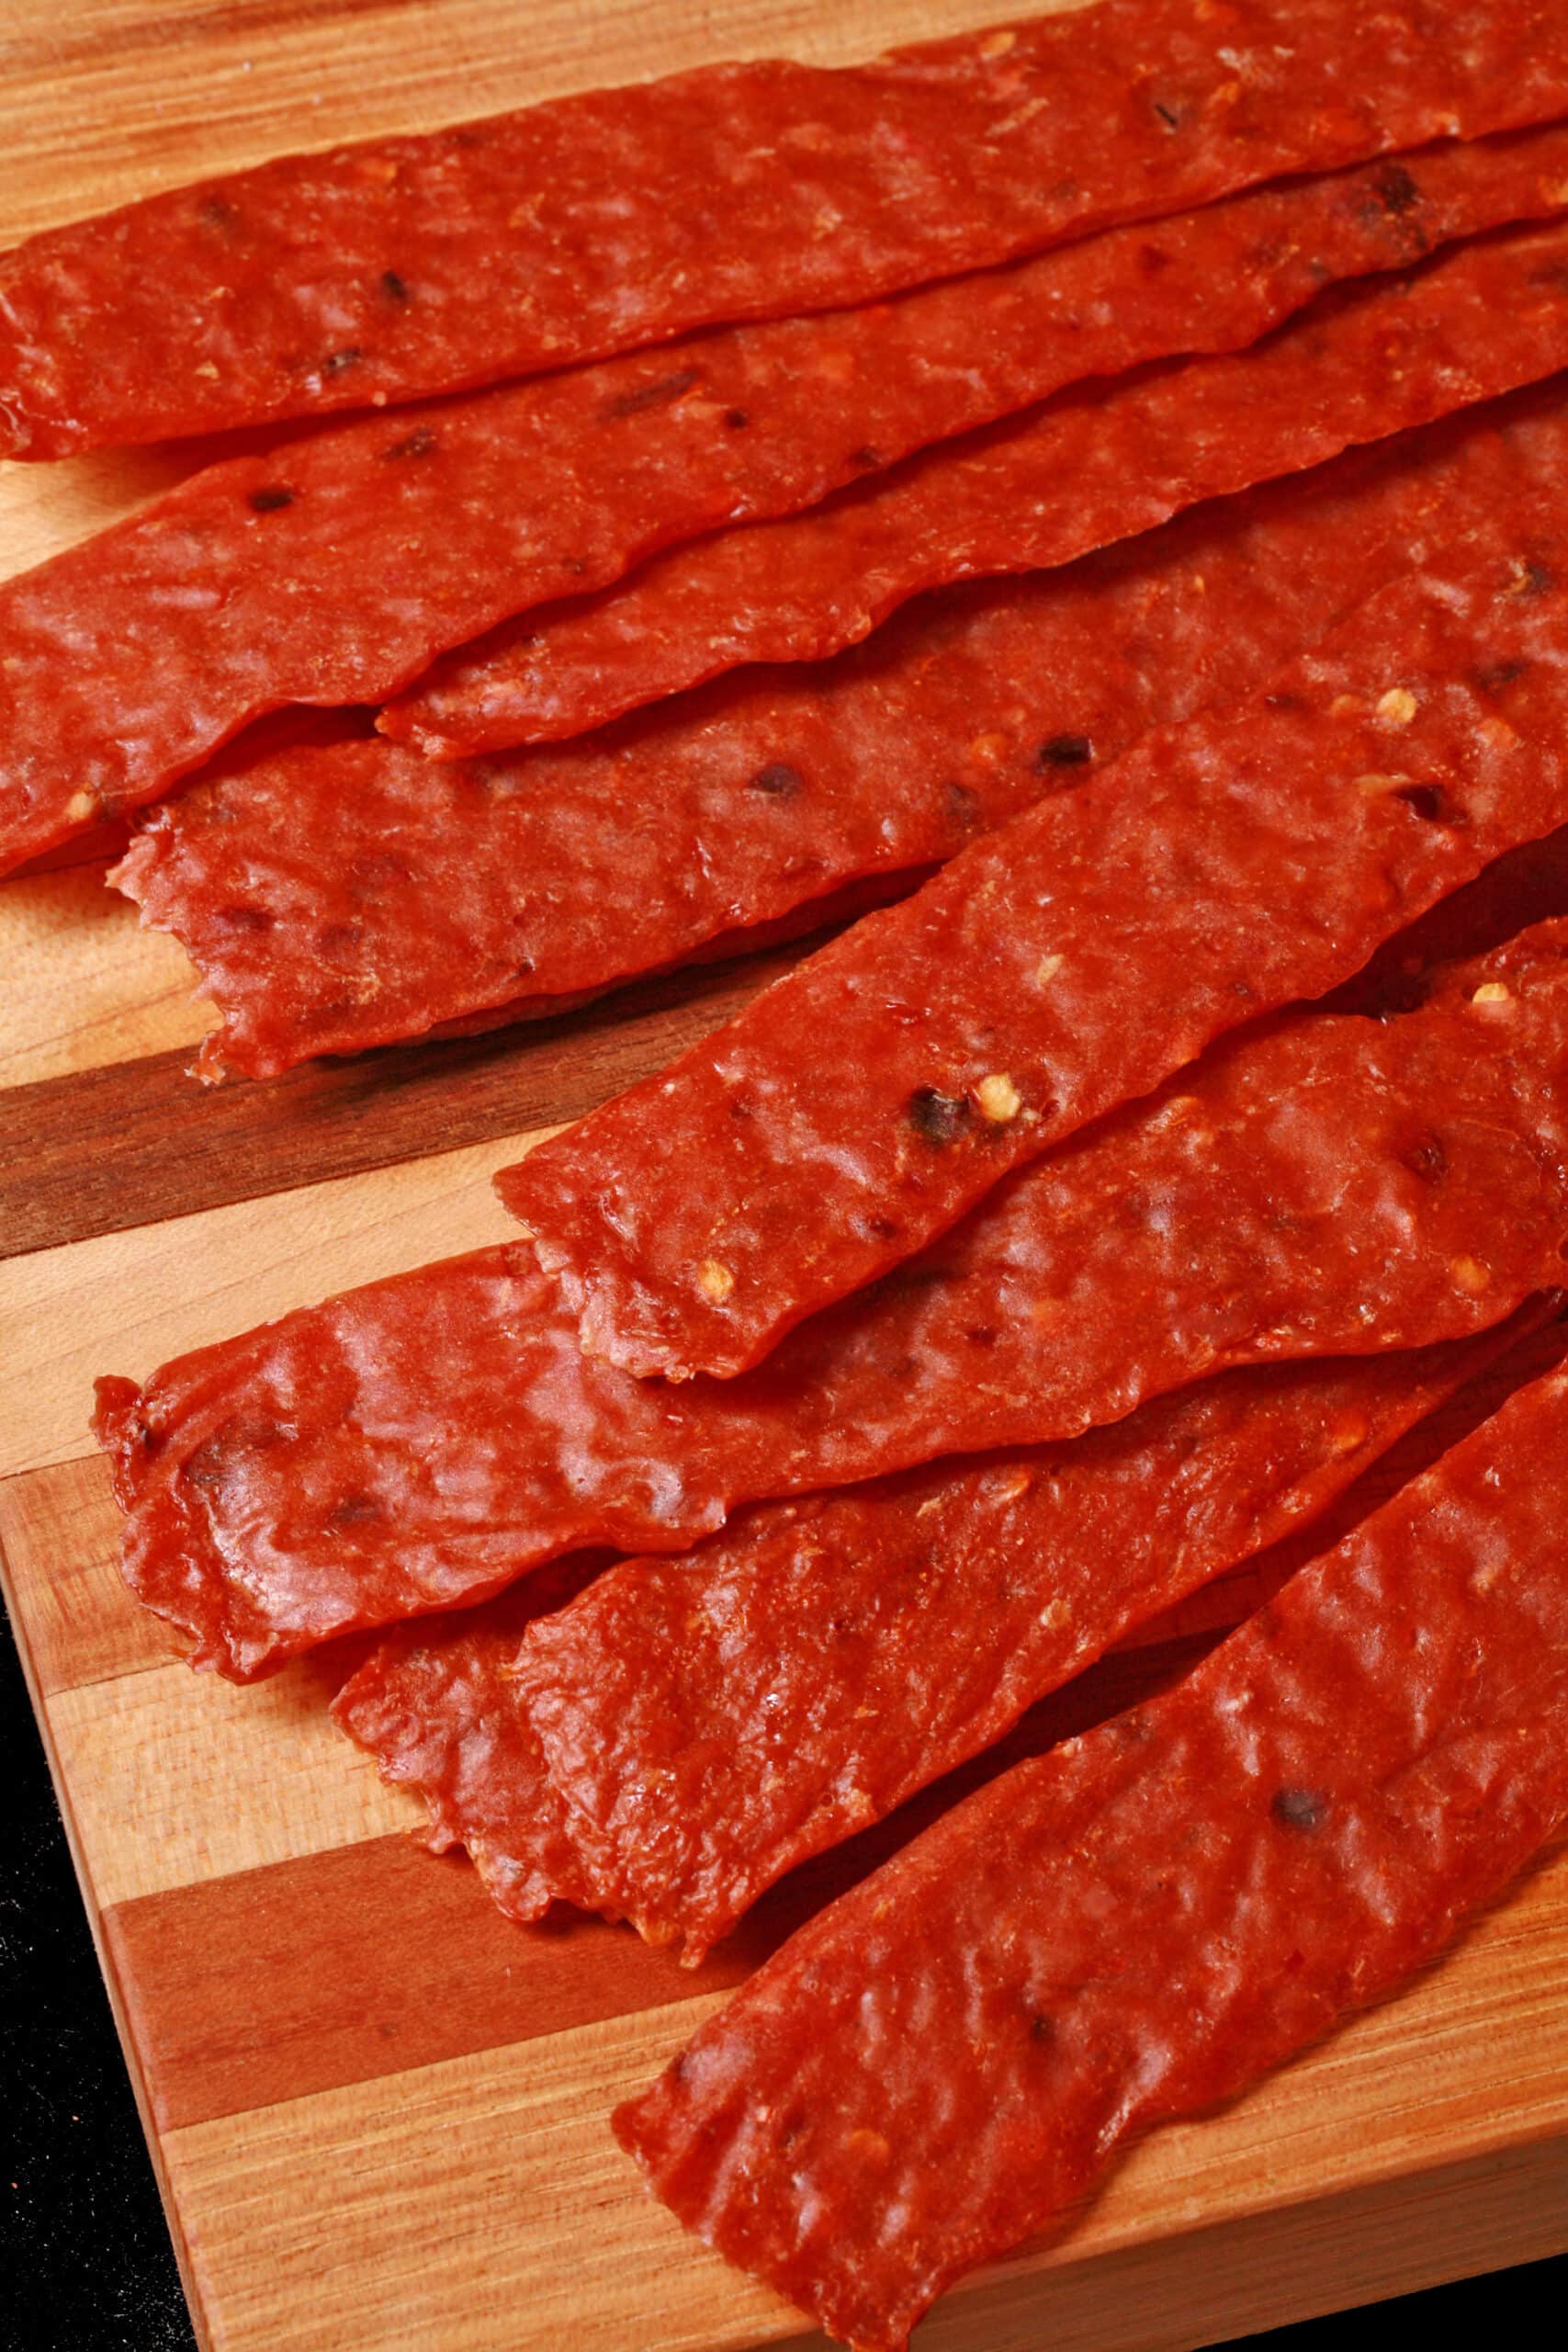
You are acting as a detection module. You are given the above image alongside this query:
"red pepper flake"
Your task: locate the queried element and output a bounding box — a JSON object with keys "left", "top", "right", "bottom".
{"left": 6, "top": 0, "right": 1568, "bottom": 457}
{"left": 496, "top": 527, "right": 1568, "bottom": 1381}
{"left": 615, "top": 1356, "right": 1568, "bottom": 2350}
{"left": 393, "top": 202, "right": 1568, "bottom": 752}
{"left": 92, "top": 922, "right": 1568, "bottom": 1679}
{"left": 112, "top": 384, "right": 1568, "bottom": 1080}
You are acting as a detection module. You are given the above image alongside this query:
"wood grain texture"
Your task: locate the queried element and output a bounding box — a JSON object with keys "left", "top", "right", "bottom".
{"left": 0, "top": 1129, "right": 532, "bottom": 1477}
{"left": 0, "top": 948, "right": 795, "bottom": 1258}
{"left": 3, "top": 0, "right": 1567, "bottom": 2346}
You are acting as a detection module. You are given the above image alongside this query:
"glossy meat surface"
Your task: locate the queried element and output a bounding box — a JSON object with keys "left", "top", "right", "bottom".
{"left": 119, "top": 385, "right": 1568, "bottom": 1078}
{"left": 617, "top": 1359, "right": 1568, "bottom": 2350}
{"left": 6, "top": 0, "right": 1568, "bottom": 456}
{"left": 392, "top": 164, "right": 1568, "bottom": 753}
{"left": 335, "top": 1316, "right": 1541, "bottom": 1961}
{"left": 95, "top": 922, "right": 1568, "bottom": 1678}
{"left": 17, "top": 127, "right": 1566, "bottom": 880}
{"left": 501, "top": 472, "right": 1568, "bottom": 1378}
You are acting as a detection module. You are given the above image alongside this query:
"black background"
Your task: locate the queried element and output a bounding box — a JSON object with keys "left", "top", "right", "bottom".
{"left": 4, "top": 1600, "right": 1562, "bottom": 2351}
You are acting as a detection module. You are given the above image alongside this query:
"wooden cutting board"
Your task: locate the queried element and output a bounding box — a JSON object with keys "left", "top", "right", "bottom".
{"left": 4, "top": 5, "right": 1568, "bottom": 2348}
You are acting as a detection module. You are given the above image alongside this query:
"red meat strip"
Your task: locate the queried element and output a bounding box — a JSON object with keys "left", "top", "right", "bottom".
{"left": 615, "top": 1356, "right": 1568, "bottom": 2352}
{"left": 94, "top": 921, "right": 1568, "bottom": 1679}
{"left": 18, "top": 139, "right": 1563, "bottom": 880}
{"left": 391, "top": 193, "right": 1568, "bottom": 757}
{"left": 6, "top": 0, "right": 1568, "bottom": 458}
{"left": 334, "top": 1309, "right": 1548, "bottom": 1962}
{"left": 118, "top": 384, "right": 1568, "bottom": 1080}
{"left": 499, "top": 480, "right": 1568, "bottom": 1381}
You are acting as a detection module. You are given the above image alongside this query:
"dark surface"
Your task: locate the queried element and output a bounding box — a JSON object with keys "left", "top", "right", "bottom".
{"left": 1, "top": 1592, "right": 1562, "bottom": 2352}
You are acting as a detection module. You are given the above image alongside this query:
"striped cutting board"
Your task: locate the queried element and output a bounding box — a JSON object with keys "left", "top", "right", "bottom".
{"left": 4, "top": 5, "right": 1568, "bottom": 2347}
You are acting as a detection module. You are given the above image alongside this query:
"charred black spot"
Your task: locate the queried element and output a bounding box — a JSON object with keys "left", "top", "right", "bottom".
{"left": 381, "top": 269, "right": 410, "bottom": 302}
{"left": 214, "top": 903, "right": 274, "bottom": 933}
{"left": 849, "top": 444, "right": 883, "bottom": 470}
{"left": 607, "top": 367, "right": 699, "bottom": 419}
{"left": 724, "top": 407, "right": 750, "bottom": 429}
{"left": 1402, "top": 1133, "right": 1450, "bottom": 1184}
{"left": 965, "top": 1325, "right": 998, "bottom": 1348}
{"left": 943, "top": 781, "right": 982, "bottom": 835}
{"left": 248, "top": 485, "right": 294, "bottom": 513}
{"left": 908, "top": 1087, "right": 971, "bottom": 1146}
{"left": 1271, "top": 1786, "right": 1328, "bottom": 1833}
{"left": 866, "top": 1215, "right": 899, "bottom": 1241}
{"left": 323, "top": 346, "right": 363, "bottom": 376}
{"left": 1395, "top": 783, "right": 1451, "bottom": 824}
{"left": 385, "top": 425, "right": 438, "bottom": 459}
{"left": 1476, "top": 656, "right": 1529, "bottom": 695}
{"left": 1152, "top": 99, "right": 1182, "bottom": 130}
{"left": 1029, "top": 2011, "right": 1055, "bottom": 2044}
{"left": 1511, "top": 557, "right": 1556, "bottom": 599}
{"left": 1372, "top": 162, "right": 1422, "bottom": 217}
{"left": 1137, "top": 240, "right": 1173, "bottom": 276}
{"left": 331, "top": 1493, "right": 384, "bottom": 1528}
{"left": 316, "top": 921, "right": 365, "bottom": 956}
{"left": 751, "top": 762, "right": 803, "bottom": 797}
{"left": 199, "top": 196, "right": 237, "bottom": 230}
{"left": 1036, "top": 733, "right": 1093, "bottom": 772}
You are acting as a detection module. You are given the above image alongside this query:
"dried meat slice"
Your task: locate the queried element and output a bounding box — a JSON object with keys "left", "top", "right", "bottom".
{"left": 388, "top": 145, "right": 1568, "bottom": 755}
{"left": 499, "top": 488, "right": 1568, "bottom": 1380}
{"left": 94, "top": 920, "right": 1568, "bottom": 1679}
{"left": 391, "top": 195, "right": 1568, "bottom": 755}
{"left": 615, "top": 1356, "right": 1568, "bottom": 2352}
{"left": 334, "top": 1309, "right": 1552, "bottom": 1962}
{"left": 118, "top": 385, "right": 1568, "bottom": 1079}
{"left": 7, "top": 0, "right": 1568, "bottom": 457}
{"left": 15, "top": 133, "right": 1568, "bottom": 879}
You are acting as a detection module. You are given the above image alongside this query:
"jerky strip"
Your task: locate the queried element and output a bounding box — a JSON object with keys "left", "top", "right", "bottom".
{"left": 17, "top": 141, "right": 1556, "bottom": 879}
{"left": 616, "top": 1358, "right": 1568, "bottom": 2352}
{"left": 500, "top": 475, "right": 1568, "bottom": 1380}
{"left": 7, "top": 0, "right": 1568, "bottom": 457}
{"left": 335, "top": 1312, "right": 1545, "bottom": 1962}
{"left": 393, "top": 190, "right": 1568, "bottom": 756}
{"left": 94, "top": 922, "right": 1568, "bottom": 1679}
{"left": 119, "top": 385, "right": 1568, "bottom": 1079}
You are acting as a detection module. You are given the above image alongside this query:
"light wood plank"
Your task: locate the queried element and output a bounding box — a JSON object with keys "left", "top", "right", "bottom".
{"left": 0, "top": 1126, "right": 546, "bottom": 1476}
{"left": 0, "top": 863, "right": 210, "bottom": 1088}
{"left": 46, "top": 1655, "right": 423, "bottom": 1905}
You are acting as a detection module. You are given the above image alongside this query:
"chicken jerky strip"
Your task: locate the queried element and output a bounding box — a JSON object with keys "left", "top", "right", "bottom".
{"left": 95, "top": 921, "right": 1568, "bottom": 1679}
{"left": 119, "top": 383, "right": 1568, "bottom": 1080}
{"left": 19, "top": 134, "right": 1562, "bottom": 879}
{"left": 391, "top": 187, "right": 1568, "bottom": 755}
{"left": 6, "top": 0, "right": 1568, "bottom": 458}
{"left": 500, "top": 499, "right": 1568, "bottom": 1380}
{"left": 335, "top": 1311, "right": 1546, "bottom": 1962}
{"left": 617, "top": 1356, "right": 1568, "bottom": 2352}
